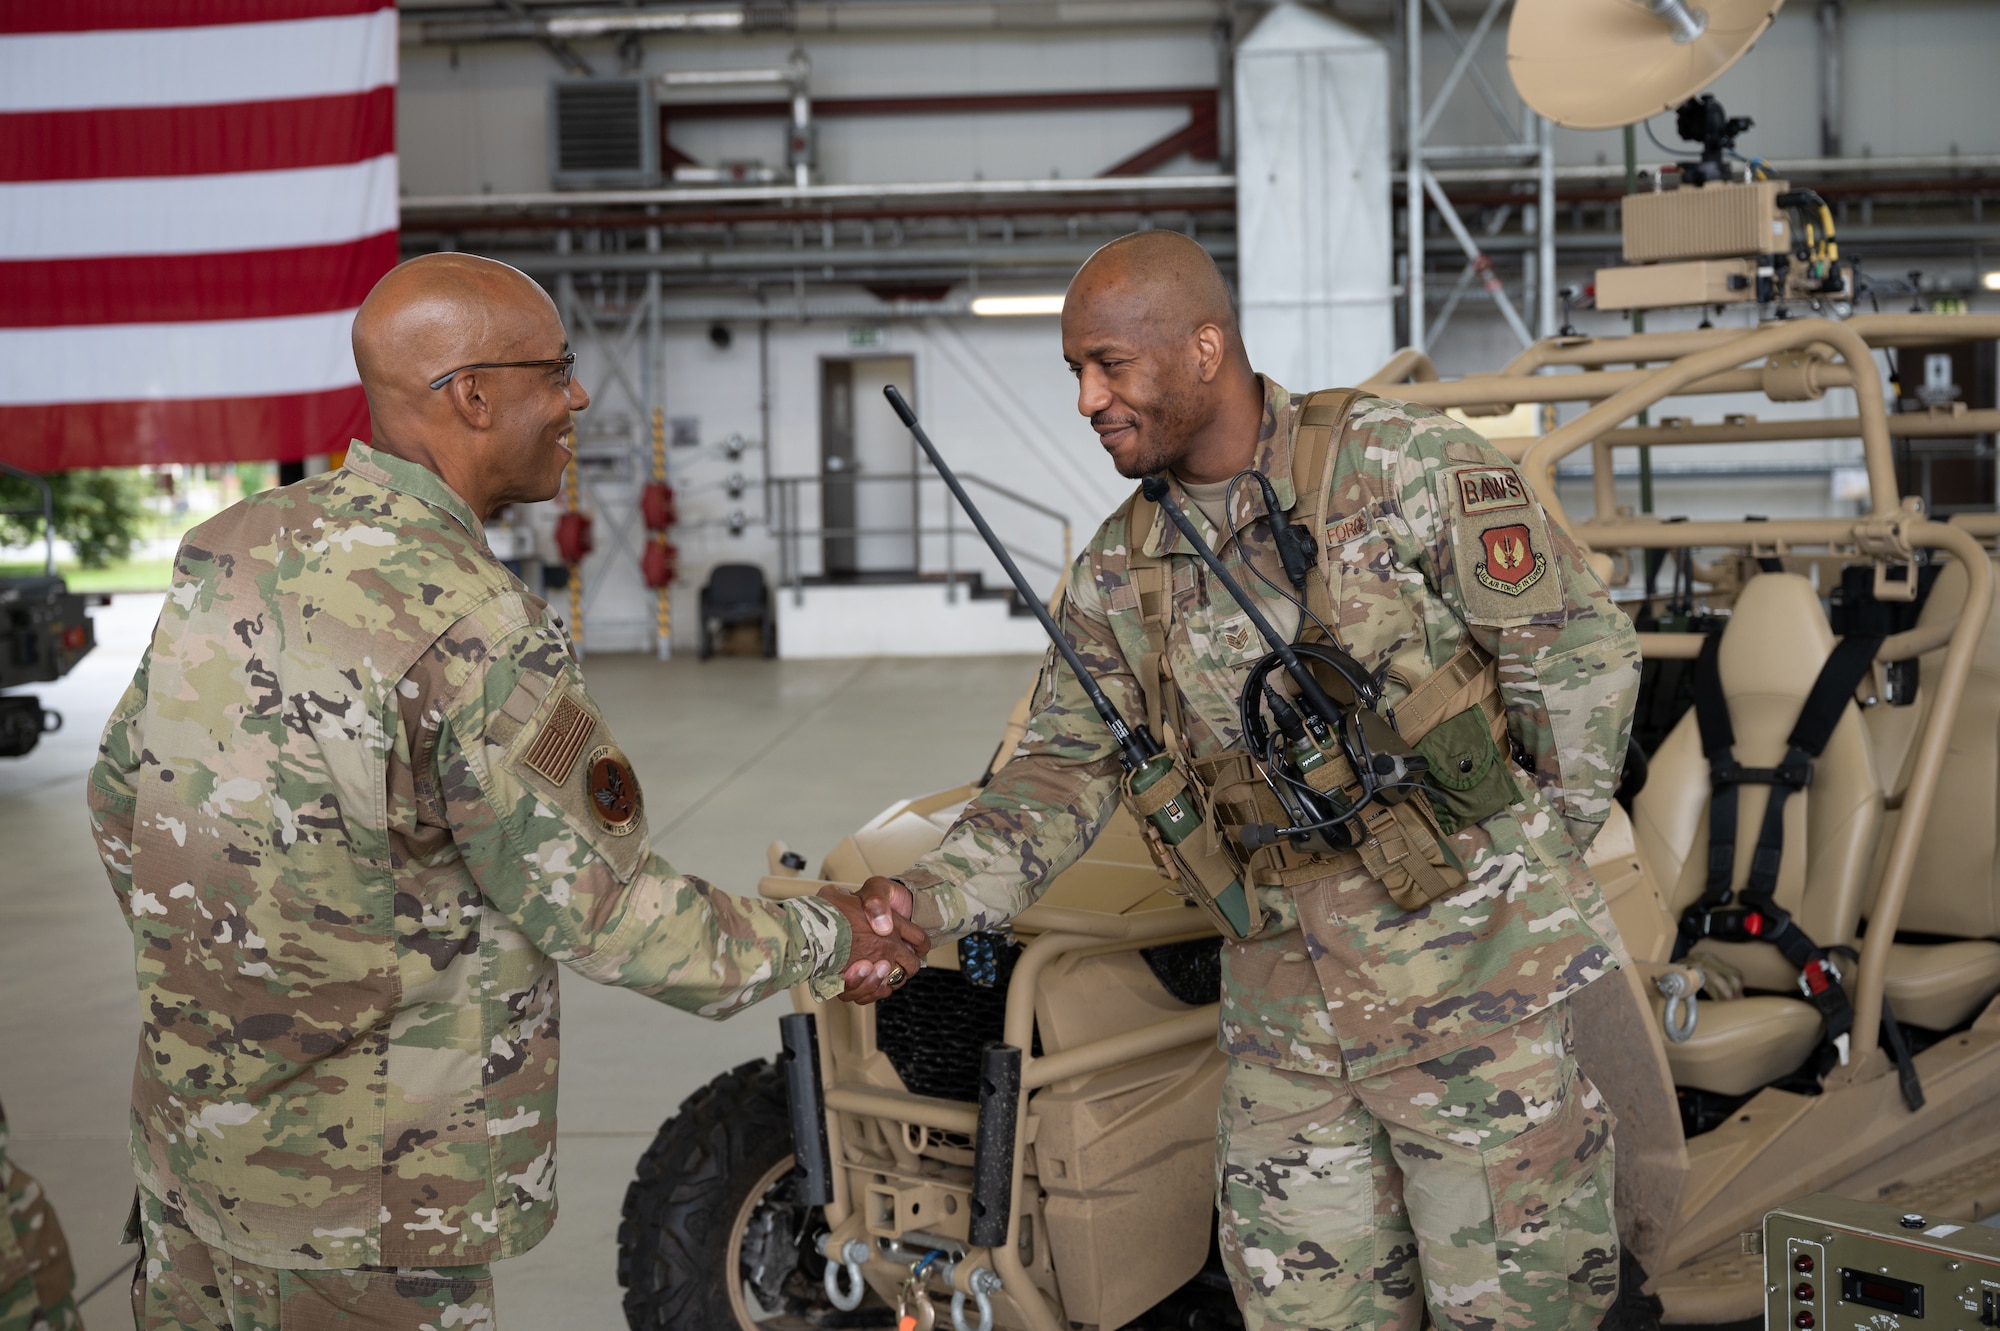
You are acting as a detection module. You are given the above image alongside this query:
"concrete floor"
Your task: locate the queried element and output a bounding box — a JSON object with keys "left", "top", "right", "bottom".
{"left": 0, "top": 591, "right": 1038, "bottom": 1329}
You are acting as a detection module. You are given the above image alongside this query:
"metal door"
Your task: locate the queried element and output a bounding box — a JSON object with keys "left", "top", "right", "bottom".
{"left": 820, "top": 356, "right": 917, "bottom": 577}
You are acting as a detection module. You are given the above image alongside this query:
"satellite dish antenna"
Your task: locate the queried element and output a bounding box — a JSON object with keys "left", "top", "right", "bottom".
{"left": 1508, "top": 0, "right": 1784, "bottom": 130}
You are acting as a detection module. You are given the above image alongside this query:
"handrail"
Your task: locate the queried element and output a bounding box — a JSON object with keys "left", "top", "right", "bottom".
{"left": 768, "top": 469, "right": 1071, "bottom": 603}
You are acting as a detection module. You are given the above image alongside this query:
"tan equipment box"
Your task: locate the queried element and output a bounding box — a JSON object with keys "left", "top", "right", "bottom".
{"left": 1596, "top": 258, "right": 1759, "bottom": 311}
{"left": 1623, "top": 178, "right": 1791, "bottom": 263}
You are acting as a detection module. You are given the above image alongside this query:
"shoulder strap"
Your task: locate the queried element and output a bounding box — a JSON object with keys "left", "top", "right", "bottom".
{"left": 1391, "top": 639, "right": 1503, "bottom": 745}
{"left": 1289, "top": 388, "right": 1364, "bottom": 535}
{"left": 1289, "top": 388, "right": 1364, "bottom": 632}
{"left": 1113, "top": 488, "right": 1182, "bottom": 744}
{"left": 1788, "top": 634, "right": 1883, "bottom": 759}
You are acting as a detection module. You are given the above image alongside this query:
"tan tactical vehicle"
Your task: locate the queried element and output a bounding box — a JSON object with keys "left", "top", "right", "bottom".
{"left": 615, "top": 315, "right": 2000, "bottom": 1331}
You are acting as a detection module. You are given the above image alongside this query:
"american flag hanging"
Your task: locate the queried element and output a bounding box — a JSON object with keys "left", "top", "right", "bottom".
{"left": 0, "top": 0, "right": 398, "bottom": 471}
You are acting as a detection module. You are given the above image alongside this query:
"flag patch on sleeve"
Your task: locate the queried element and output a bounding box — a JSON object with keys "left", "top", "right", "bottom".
{"left": 522, "top": 692, "right": 596, "bottom": 785}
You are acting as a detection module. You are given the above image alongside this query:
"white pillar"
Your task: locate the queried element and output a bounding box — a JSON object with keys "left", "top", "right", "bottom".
{"left": 1234, "top": 2, "right": 1394, "bottom": 390}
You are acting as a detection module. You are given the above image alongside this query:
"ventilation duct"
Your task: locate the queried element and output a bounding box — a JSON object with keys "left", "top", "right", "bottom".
{"left": 550, "top": 78, "right": 660, "bottom": 189}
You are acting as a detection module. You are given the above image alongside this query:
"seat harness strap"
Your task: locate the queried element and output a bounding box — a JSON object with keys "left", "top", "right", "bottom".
{"left": 1673, "top": 628, "right": 1920, "bottom": 1107}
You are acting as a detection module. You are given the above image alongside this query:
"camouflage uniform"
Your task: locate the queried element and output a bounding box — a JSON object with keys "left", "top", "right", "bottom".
{"left": 0, "top": 1100, "right": 82, "bottom": 1331}
{"left": 899, "top": 381, "right": 1639, "bottom": 1329}
{"left": 85, "top": 443, "right": 853, "bottom": 1320}
{"left": 132, "top": 1191, "right": 490, "bottom": 1331}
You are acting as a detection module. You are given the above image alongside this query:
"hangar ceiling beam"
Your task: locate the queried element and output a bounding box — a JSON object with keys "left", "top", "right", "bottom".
{"left": 407, "top": 0, "right": 1227, "bottom": 44}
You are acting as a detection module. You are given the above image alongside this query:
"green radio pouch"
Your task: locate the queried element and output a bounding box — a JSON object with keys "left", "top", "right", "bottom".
{"left": 1413, "top": 705, "right": 1520, "bottom": 835}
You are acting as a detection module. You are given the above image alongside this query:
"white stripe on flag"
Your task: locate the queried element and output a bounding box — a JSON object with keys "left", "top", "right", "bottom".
{"left": 0, "top": 155, "right": 399, "bottom": 260}
{"left": 0, "top": 10, "right": 397, "bottom": 113}
{"left": 0, "top": 309, "right": 360, "bottom": 405}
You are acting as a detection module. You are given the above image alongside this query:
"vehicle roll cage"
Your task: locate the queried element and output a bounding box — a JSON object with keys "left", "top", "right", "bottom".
{"left": 765, "top": 312, "right": 2000, "bottom": 1331}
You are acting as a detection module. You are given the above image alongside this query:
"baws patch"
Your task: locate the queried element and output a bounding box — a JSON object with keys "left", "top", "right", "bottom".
{"left": 1450, "top": 466, "right": 1531, "bottom": 516}
{"left": 1476, "top": 523, "right": 1547, "bottom": 596}
{"left": 1437, "top": 461, "right": 1563, "bottom": 622}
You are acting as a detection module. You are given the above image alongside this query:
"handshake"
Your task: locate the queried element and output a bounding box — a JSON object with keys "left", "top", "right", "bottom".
{"left": 816, "top": 876, "right": 931, "bottom": 1005}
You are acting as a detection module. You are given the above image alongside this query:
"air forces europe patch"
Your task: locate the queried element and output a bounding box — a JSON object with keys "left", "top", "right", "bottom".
{"left": 1439, "top": 463, "right": 1562, "bottom": 622}
{"left": 1476, "top": 523, "right": 1546, "bottom": 596}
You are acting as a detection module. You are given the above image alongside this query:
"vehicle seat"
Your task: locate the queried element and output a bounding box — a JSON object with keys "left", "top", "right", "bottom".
{"left": 1865, "top": 555, "right": 2000, "bottom": 1030}
{"left": 1630, "top": 573, "right": 1883, "bottom": 1097}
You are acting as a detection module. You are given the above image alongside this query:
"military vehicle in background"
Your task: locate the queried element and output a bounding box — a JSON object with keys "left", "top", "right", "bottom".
{"left": 616, "top": 0, "right": 2000, "bottom": 1325}
{"left": 613, "top": 306, "right": 2000, "bottom": 1331}
{"left": 1, "top": 463, "right": 96, "bottom": 758}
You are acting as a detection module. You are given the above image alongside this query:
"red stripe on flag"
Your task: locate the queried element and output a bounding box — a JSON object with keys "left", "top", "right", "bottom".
{"left": 0, "top": 233, "right": 399, "bottom": 327}
{"left": 0, "top": 387, "right": 369, "bottom": 470}
{"left": 0, "top": 89, "right": 395, "bottom": 183}
{"left": 0, "top": 0, "right": 389, "bottom": 34}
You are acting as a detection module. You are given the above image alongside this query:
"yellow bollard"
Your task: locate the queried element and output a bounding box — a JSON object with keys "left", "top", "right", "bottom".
{"left": 652, "top": 406, "right": 671, "bottom": 659}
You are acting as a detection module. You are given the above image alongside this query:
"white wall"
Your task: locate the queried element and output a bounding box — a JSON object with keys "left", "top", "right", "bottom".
{"left": 399, "top": 27, "right": 1219, "bottom": 197}
{"left": 519, "top": 311, "right": 1132, "bottom": 653}
{"left": 401, "top": 0, "right": 2000, "bottom": 652}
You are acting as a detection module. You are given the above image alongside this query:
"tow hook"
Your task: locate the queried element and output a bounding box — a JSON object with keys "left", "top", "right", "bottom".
{"left": 1655, "top": 967, "right": 1700, "bottom": 1043}
{"left": 820, "top": 1236, "right": 869, "bottom": 1311}
{"left": 951, "top": 1267, "right": 1002, "bottom": 1331}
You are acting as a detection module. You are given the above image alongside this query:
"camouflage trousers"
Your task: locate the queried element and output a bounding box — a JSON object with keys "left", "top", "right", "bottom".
{"left": 0, "top": 1145, "right": 81, "bottom": 1331}
{"left": 132, "top": 1193, "right": 494, "bottom": 1331}
{"left": 1215, "top": 1004, "right": 1618, "bottom": 1331}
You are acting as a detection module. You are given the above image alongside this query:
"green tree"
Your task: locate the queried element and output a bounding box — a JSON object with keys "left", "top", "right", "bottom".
{"left": 0, "top": 468, "right": 150, "bottom": 569}
{"left": 235, "top": 461, "right": 275, "bottom": 498}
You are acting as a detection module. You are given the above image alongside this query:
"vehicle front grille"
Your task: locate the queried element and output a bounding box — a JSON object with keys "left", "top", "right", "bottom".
{"left": 874, "top": 964, "right": 1016, "bottom": 1103}
{"left": 874, "top": 934, "right": 1221, "bottom": 1102}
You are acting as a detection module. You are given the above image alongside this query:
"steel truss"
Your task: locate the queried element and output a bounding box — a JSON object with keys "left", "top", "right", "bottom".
{"left": 1402, "top": 0, "right": 1556, "bottom": 352}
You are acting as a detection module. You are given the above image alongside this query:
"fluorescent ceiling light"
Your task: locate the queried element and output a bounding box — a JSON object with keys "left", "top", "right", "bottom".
{"left": 971, "top": 294, "right": 1065, "bottom": 316}
{"left": 1983, "top": 271, "right": 2000, "bottom": 292}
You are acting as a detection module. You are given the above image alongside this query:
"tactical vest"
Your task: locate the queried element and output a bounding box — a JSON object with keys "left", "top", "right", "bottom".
{"left": 1113, "top": 388, "right": 1512, "bottom": 925}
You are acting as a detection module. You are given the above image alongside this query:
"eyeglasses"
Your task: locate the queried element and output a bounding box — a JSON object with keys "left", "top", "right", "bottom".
{"left": 428, "top": 353, "right": 577, "bottom": 391}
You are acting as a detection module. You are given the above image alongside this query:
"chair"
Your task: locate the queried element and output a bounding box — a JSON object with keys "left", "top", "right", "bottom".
{"left": 699, "top": 563, "right": 775, "bottom": 659}
{"left": 1630, "top": 573, "right": 1883, "bottom": 1096}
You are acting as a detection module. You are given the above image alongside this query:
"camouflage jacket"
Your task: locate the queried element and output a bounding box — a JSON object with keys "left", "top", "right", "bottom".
{"left": 0, "top": 1098, "right": 76, "bottom": 1312}
{"left": 900, "top": 379, "right": 1640, "bottom": 1078}
{"left": 86, "top": 443, "right": 851, "bottom": 1269}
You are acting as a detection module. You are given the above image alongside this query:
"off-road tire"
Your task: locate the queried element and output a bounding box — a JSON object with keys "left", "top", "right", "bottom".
{"left": 618, "top": 1057, "right": 874, "bottom": 1330}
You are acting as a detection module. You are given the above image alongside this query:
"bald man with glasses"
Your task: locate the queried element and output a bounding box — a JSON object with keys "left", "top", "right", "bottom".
{"left": 87, "top": 254, "right": 927, "bottom": 1331}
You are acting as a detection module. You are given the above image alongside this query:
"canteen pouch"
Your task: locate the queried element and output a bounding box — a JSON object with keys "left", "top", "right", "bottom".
{"left": 1121, "top": 756, "right": 1261, "bottom": 941}
{"left": 1413, "top": 705, "right": 1521, "bottom": 835}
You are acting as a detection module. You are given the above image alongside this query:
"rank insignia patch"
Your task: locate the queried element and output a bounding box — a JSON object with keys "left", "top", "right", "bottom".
{"left": 1451, "top": 467, "right": 1530, "bottom": 516}
{"left": 585, "top": 745, "right": 643, "bottom": 836}
{"left": 522, "top": 692, "right": 595, "bottom": 785}
{"left": 1476, "top": 524, "right": 1547, "bottom": 596}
